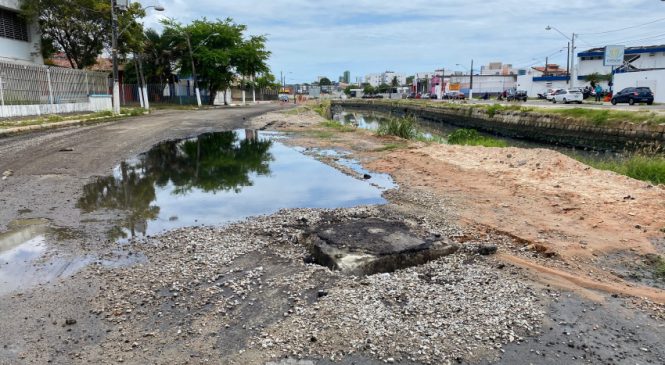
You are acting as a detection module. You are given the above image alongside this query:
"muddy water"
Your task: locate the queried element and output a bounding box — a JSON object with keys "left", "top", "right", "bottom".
{"left": 77, "top": 129, "right": 392, "bottom": 241}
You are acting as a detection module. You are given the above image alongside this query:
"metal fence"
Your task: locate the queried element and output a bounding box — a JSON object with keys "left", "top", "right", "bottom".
{"left": 0, "top": 60, "right": 109, "bottom": 106}
{"left": 229, "top": 88, "right": 278, "bottom": 102}
{"left": 120, "top": 83, "right": 210, "bottom": 106}
{"left": 120, "top": 84, "right": 279, "bottom": 106}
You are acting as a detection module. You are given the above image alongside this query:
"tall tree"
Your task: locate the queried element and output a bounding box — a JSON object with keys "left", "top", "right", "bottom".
{"left": 22, "top": 0, "right": 145, "bottom": 69}
{"left": 319, "top": 77, "right": 332, "bottom": 86}
{"left": 163, "top": 17, "right": 268, "bottom": 105}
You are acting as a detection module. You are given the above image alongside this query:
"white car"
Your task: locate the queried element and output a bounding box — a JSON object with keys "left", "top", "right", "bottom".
{"left": 552, "top": 89, "right": 583, "bottom": 104}
{"left": 545, "top": 88, "right": 560, "bottom": 101}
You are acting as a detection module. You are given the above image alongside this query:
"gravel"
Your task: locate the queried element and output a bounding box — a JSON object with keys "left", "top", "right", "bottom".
{"left": 86, "top": 202, "right": 545, "bottom": 364}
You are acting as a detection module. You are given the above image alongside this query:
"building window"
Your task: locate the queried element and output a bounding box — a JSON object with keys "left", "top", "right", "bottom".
{"left": 0, "top": 8, "right": 29, "bottom": 42}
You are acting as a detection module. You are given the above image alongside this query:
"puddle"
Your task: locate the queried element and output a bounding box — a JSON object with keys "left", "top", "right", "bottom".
{"left": 78, "top": 130, "right": 391, "bottom": 241}
{"left": 304, "top": 148, "right": 396, "bottom": 190}
{"left": 0, "top": 222, "right": 90, "bottom": 295}
{"left": 0, "top": 220, "right": 142, "bottom": 295}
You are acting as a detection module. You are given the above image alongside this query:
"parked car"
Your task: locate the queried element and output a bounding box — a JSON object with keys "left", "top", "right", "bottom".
{"left": 552, "top": 89, "right": 583, "bottom": 104}
{"left": 506, "top": 89, "right": 528, "bottom": 102}
{"left": 422, "top": 93, "right": 431, "bottom": 99}
{"left": 443, "top": 91, "right": 465, "bottom": 100}
{"left": 546, "top": 89, "right": 560, "bottom": 101}
{"left": 611, "top": 87, "right": 654, "bottom": 105}
{"left": 278, "top": 94, "right": 290, "bottom": 102}
{"left": 430, "top": 93, "right": 438, "bottom": 99}
{"left": 407, "top": 92, "right": 417, "bottom": 99}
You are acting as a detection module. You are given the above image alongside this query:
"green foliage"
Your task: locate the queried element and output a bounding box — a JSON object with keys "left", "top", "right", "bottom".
{"left": 576, "top": 154, "right": 665, "bottom": 185}
{"left": 319, "top": 77, "right": 332, "bottom": 86}
{"left": 46, "top": 114, "right": 64, "bottom": 122}
{"left": 391, "top": 76, "right": 400, "bottom": 88}
{"left": 120, "top": 108, "right": 146, "bottom": 116}
{"left": 313, "top": 100, "right": 331, "bottom": 118}
{"left": 447, "top": 129, "right": 508, "bottom": 147}
{"left": 363, "top": 84, "right": 376, "bottom": 95}
{"left": 161, "top": 17, "right": 270, "bottom": 104}
{"left": 344, "top": 86, "right": 353, "bottom": 96}
{"left": 377, "top": 115, "right": 418, "bottom": 140}
{"left": 377, "top": 83, "right": 390, "bottom": 93}
{"left": 321, "top": 120, "right": 355, "bottom": 132}
{"left": 22, "top": 0, "right": 146, "bottom": 68}
{"left": 541, "top": 108, "right": 665, "bottom": 126}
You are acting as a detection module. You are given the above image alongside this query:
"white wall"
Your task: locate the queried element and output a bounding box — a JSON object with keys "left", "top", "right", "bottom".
{"left": 614, "top": 70, "right": 665, "bottom": 103}
{"left": 0, "top": 0, "right": 43, "bottom": 65}
{"left": 0, "top": 95, "right": 112, "bottom": 118}
{"left": 516, "top": 75, "right": 571, "bottom": 98}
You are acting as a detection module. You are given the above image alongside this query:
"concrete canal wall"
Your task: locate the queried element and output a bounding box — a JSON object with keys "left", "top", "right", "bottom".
{"left": 331, "top": 100, "right": 665, "bottom": 151}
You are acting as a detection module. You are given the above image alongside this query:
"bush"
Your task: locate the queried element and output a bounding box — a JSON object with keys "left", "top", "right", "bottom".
{"left": 377, "top": 115, "right": 418, "bottom": 139}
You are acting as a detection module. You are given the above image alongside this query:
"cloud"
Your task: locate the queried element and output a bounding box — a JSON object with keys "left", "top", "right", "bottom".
{"left": 138, "top": 0, "right": 665, "bottom": 82}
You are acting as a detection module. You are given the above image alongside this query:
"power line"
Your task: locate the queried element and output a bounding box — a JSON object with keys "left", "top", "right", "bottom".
{"left": 579, "top": 16, "right": 665, "bottom": 36}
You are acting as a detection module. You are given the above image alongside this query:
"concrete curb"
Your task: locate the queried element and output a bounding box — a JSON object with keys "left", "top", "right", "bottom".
{"left": 0, "top": 114, "right": 138, "bottom": 139}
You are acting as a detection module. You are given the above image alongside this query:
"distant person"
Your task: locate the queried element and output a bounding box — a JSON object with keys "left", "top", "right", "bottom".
{"left": 595, "top": 84, "right": 602, "bottom": 102}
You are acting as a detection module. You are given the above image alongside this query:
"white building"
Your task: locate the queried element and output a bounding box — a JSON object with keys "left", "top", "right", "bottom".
{"left": 364, "top": 71, "right": 407, "bottom": 86}
{"left": 0, "top": 0, "right": 43, "bottom": 64}
{"left": 480, "top": 62, "right": 518, "bottom": 76}
{"left": 577, "top": 45, "right": 665, "bottom": 78}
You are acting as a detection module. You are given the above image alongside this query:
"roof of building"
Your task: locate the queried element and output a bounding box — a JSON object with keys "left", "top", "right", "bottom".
{"left": 578, "top": 45, "right": 665, "bottom": 57}
{"left": 531, "top": 64, "right": 568, "bottom": 75}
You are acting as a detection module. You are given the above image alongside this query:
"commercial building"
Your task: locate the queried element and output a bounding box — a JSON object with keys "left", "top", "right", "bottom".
{"left": 0, "top": 0, "right": 43, "bottom": 64}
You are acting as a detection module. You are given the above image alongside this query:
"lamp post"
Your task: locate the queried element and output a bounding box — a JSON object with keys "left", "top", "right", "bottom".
{"left": 110, "top": 2, "right": 164, "bottom": 114}
{"left": 546, "top": 25, "right": 577, "bottom": 88}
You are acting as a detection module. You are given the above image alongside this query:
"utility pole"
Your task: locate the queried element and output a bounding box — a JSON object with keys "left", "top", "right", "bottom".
{"left": 184, "top": 34, "right": 202, "bottom": 107}
{"left": 566, "top": 42, "right": 571, "bottom": 85}
{"left": 545, "top": 57, "right": 548, "bottom": 76}
{"left": 570, "top": 33, "right": 577, "bottom": 88}
{"left": 137, "top": 53, "right": 149, "bottom": 110}
{"left": 110, "top": 0, "right": 120, "bottom": 114}
{"left": 469, "top": 59, "right": 474, "bottom": 100}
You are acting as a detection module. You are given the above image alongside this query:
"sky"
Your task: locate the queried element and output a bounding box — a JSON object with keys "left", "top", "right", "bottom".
{"left": 138, "top": 0, "right": 665, "bottom": 83}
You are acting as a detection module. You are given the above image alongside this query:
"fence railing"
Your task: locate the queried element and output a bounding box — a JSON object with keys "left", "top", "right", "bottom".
{"left": 0, "top": 60, "right": 109, "bottom": 106}
{"left": 119, "top": 84, "right": 279, "bottom": 106}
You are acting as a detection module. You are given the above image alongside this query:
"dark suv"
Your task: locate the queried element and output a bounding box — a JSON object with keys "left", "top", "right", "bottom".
{"left": 506, "top": 89, "right": 528, "bottom": 102}
{"left": 611, "top": 87, "right": 654, "bottom": 105}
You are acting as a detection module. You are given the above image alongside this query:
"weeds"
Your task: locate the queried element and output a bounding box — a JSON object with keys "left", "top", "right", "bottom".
{"left": 373, "top": 142, "right": 408, "bottom": 152}
{"left": 321, "top": 120, "right": 355, "bottom": 132}
{"left": 576, "top": 154, "right": 665, "bottom": 185}
{"left": 313, "top": 100, "right": 331, "bottom": 118}
{"left": 376, "top": 115, "right": 418, "bottom": 139}
{"left": 447, "top": 129, "right": 508, "bottom": 147}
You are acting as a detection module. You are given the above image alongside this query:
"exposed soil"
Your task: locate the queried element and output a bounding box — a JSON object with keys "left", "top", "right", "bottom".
{"left": 0, "top": 105, "right": 664, "bottom": 365}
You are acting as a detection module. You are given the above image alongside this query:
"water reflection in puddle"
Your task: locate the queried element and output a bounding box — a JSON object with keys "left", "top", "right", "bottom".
{"left": 78, "top": 130, "right": 391, "bottom": 241}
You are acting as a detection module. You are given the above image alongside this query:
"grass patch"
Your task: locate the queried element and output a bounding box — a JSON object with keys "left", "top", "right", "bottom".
{"left": 532, "top": 107, "right": 665, "bottom": 126}
{"left": 644, "top": 254, "right": 665, "bottom": 280}
{"left": 447, "top": 129, "right": 508, "bottom": 147}
{"left": 576, "top": 154, "right": 665, "bottom": 184}
{"left": 282, "top": 107, "right": 308, "bottom": 115}
{"left": 321, "top": 120, "right": 355, "bottom": 132}
{"left": 120, "top": 108, "right": 146, "bottom": 116}
{"left": 377, "top": 115, "right": 418, "bottom": 139}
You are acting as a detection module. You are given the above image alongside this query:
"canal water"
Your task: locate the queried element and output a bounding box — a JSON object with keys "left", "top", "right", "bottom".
{"left": 77, "top": 129, "right": 392, "bottom": 241}
{"left": 333, "top": 110, "right": 633, "bottom": 162}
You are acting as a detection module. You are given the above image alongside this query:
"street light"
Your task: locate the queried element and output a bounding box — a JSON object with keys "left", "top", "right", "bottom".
{"left": 111, "top": 1, "right": 164, "bottom": 114}
{"left": 182, "top": 32, "right": 219, "bottom": 107}
{"left": 546, "top": 25, "right": 577, "bottom": 88}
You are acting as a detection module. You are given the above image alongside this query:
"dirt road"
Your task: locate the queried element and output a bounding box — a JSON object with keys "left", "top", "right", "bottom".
{"left": 1, "top": 106, "right": 664, "bottom": 365}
